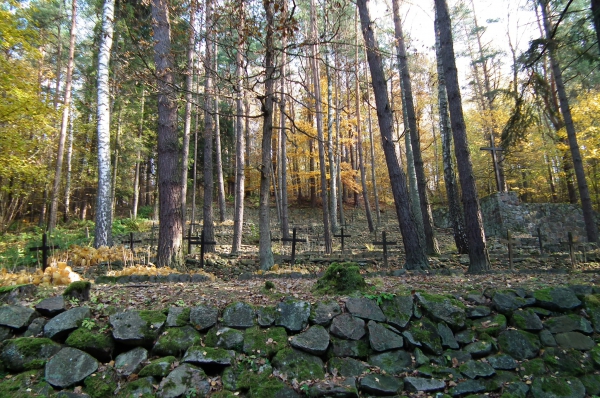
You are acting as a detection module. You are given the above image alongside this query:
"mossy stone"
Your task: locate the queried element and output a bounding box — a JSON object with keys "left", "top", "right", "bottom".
{"left": 65, "top": 327, "right": 115, "bottom": 362}
{"left": 271, "top": 347, "right": 325, "bottom": 382}
{"left": 63, "top": 281, "right": 91, "bottom": 301}
{"left": 518, "top": 358, "right": 546, "bottom": 377}
{"left": 0, "top": 337, "right": 61, "bottom": 371}
{"left": 0, "top": 369, "right": 52, "bottom": 398}
{"left": 153, "top": 325, "right": 201, "bottom": 356}
{"left": 313, "top": 262, "right": 366, "bottom": 294}
{"left": 542, "top": 347, "right": 593, "bottom": 376}
{"left": 83, "top": 367, "right": 118, "bottom": 398}
{"left": 531, "top": 376, "right": 585, "bottom": 398}
{"left": 243, "top": 326, "right": 287, "bottom": 358}
{"left": 205, "top": 327, "right": 244, "bottom": 352}
{"left": 139, "top": 356, "right": 177, "bottom": 378}
{"left": 117, "top": 376, "right": 155, "bottom": 398}
{"left": 579, "top": 373, "right": 600, "bottom": 396}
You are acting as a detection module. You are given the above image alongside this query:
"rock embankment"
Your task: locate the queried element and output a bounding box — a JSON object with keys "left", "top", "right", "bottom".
{"left": 1, "top": 285, "right": 600, "bottom": 397}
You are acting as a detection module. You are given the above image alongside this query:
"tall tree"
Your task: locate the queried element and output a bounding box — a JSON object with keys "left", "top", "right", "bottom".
{"left": 132, "top": 88, "right": 145, "bottom": 219}
{"left": 259, "top": 0, "right": 275, "bottom": 270}
{"left": 181, "top": 0, "right": 197, "bottom": 228}
{"left": 310, "top": 0, "right": 332, "bottom": 253}
{"left": 152, "top": 0, "right": 183, "bottom": 266}
{"left": 48, "top": 0, "right": 76, "bottom": 231}
{"left": 357, "top": 0, "right": 428, "bottom": 270}
{"left": 435, "top": 0, "right": 490, "bottom": 273}
{"left": 392, "top": 0, "right": 439, "bottom": 255}
{"left": 279, "top": 1, "right": 290, "bottom": 242}
{"left": 435, "top": 16, "right": 469, "bottom": 254}
{"left": 214, "top": 40, "right": 227, "bottom": 222}
{"left": 540, "top": 0, "right": 598, "bottom": 243}
{"left": 203, "top": 0, "right": 216, "bottom": 252}
{"left": 94, "top": 0, "right": 115, "bottom": 248}
{"left": 592, "top": 0, "right": 600, "bottom": 55}
{"left": 232, "top": 2, "right": 246, "bottom": 254}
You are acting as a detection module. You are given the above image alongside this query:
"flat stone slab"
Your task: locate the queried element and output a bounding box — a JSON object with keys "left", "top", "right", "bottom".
{"left": 189, "top": 305, "right": 218, "bottom": 331}
{"left": 555, "top": 332, "right": 595, "bottom": 351}
{"left": 45, "top": 347, "right": 98, "bottom": 388}
{"left": 380, "top": 294, "right": 413, "bottom": 329}
{"left": 274, "top": 300, "right": 311, "bottom": 332}
{"left": 0, "top": 305, "right": 37, "bottom": 329}
{"left": 415, "top": 293, "right": 465, "bottom": 328}
{"left": 115, "top": 347, "right": 148, "bottom": 376}
{"left": 330, "top": 313, "right": 365, "bottom": 340}
{"left": 0, "top": 337, "right": 61, "bottom": 371}
{"left": 109, "top": 310, "right": 165, "bottom": 345}
{"left": 359, "top": 373, "right": 403, "bottom": 396}
{"left": 534, "top": 287, "right": 582, "bottom": 312}
{"left": 44, "top": 307, "right": 90, "bottom": 340}
{"left": 309, "top": 378, "right": 358, "bottom": 398}
{"left": 345, "top": 297, "right": 385, "bottom": 321}
{"left": 368, "top": 320, "right": 403, "bottom": 352}
{"left": 290, "top": 325, "right": 330, "bottom": 355}
{"left": 35, "top": 296, "right": 65, "bottom": 317}
{"left": 183, "top": 346, "right": 235, "bottom": 366}
{"left": 368, "top": 350, "right": 412, "bottom": 374}
{"left": 404, "top": 377, "right": 446, "bottom": 392}
{"left": 310, "top": 300, "right": 341, "bottom": 326}
{"left": 498, "top": 330, "right": 541, "bottom": 360}
{"left": 223, "top": 302, "right": 255, "bottom": 329}
{"left": 157, "top": 363, "right": 210, "bottom": 398}
{"left": 544, "top": 314, "right": 593, "bottom": 334}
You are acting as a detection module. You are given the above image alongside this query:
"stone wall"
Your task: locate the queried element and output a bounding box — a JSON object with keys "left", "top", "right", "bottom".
{"left": 434, "top": 192, "right": 593, "bottom": 246}
{"left": 1, "top": 284, "right": 600, "bottom": 397}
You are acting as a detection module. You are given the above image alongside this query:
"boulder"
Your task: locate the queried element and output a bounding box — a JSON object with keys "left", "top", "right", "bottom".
{"left": 0, "top": 337, "right": 61, "bottom": 371}
{"left": 448, "top": 379, "right": 486, "bottom": 397}
{"left": 498, "top": 330, "right": 541, "bottom": 360}
{"left": 44, "top": 306, "right": 90, "bottom": 340}
{"left": 0, "top": 325, "right": 13, "bottom": 342}
{"left": 205, "top": 326, "right": 244, "bottom": 351}
{"left": 583, "top": 294, "right": 600, "bottom": 332}
{"left": 139, "top": 356, "right": 177, "bottom": 378}
{"left": 407, "top": 318, "right": 442, "bottom": 355}
{"left": 359, "top": 373, "right": 402, "bottom": 396}
{"left": 466, "top": 305, "right": 491, "bottom": 318}
{"left": 511, "top": 308, "right": 543, "bottom": 331}
{"left": 45, "top": 347, "right": 98, "bottom": 388}
{"left": 459, "top": 359, "right": 495, "bottom": 379}
{"left": 157, "top": 363, "right": 210, "bottom": 398}
{"left": 403, "top": 376, "right": 445, "bottom": 392}
{"left": 243, "top": 326, "right": 287, "bottom": 358}
{"left": 115, "top": 347, "right": 148, "bottom": 376}
{"left": 0, "top": 305, "right": 37, "bottom": 329}
{"left": 153, "top": 325, "right": 202, "bottom": 356}
{"left": 189, "top": 305, "right": 218, "bottom": 331}
{"left": 542, "top": 347, "right": 593, "bottom": 377}
{"left": 471, "top": 313, "right": 507, "bottom": 336}
{"left": 531, "top": 376, "right": 585, "bottom": 398}
{"left": 274, "top": 300, "right": 310, "bottom": 332}
{"left": 35, "top": 296, "right": 65, "bottom": 317}
{"left": 109, "top": 310, "right": 165, "bottom": 346}
{"left": 65, "top": 327, "right": 115, "bottom": 362}
{"left": 309, "top": 378, "right": 358, "bottom": 398}
{"left": 437, "top": 322, "right": 459, "bottom": 349}
{"left": 272, "top": 347, "right": 325, "bottom": 382}
{"left": 540, "top": 329, "right": 557, "bottom": 347}
{"left": 534, "top": 287, "right": 582, "bottom": 312}
{"left": 379, "top": 294, "right": 413, "bottom": 329}
{"left": 330, "top": 313, "right": 365, "bottom": 340}
{"left": 329, "top": 337, "right": 370, "bottom": 359}
{"left": 415, "top": 293, "right": 465, "bottom": 328}
{"left": 257, "top": 306, "right": 276, "bottom": 326}
{"left": 309, "top": 300, "right": 341, "bottom": 326}
{"left": 290, "top": 325, "right": 329, "bottom": 355}
{"left": 118, "top": 376, "right": 155, "bottom": 398}
{"left": 24, "top": 317, "right": 47, "bottom": 338}
{"left": 464, "top": 340, "right": 493, "bottom": 358}
{"left": 327, "top": 357, "right": 369, "bottom": 377}
{"left": 554, "top": 332, "right": 595, "bottom": 351}
{"left": 345, "top": 297, "right": 385, "bottom": 321}
{"left": 492, "top": 291, "right": 534, "bottom": 314}
{"left": 223, "top": 302, "right": 255, "bottom": 329}
{"left": 368, "top": 350, "right": 412, "bottom": 374}
{"left": 367, "top": 320, "right": 403, "bottom": 352}
{"left": 544, "top": 314, "right": 593, "bottom": 334}
{"left": 165, "top": 306, "right": 189, "bottom": 327}
{"left": 183, "top": 346, "right": 236, "bottom": 367}
{"left": 487, "top": 354, "right": 517, "bottom": 370}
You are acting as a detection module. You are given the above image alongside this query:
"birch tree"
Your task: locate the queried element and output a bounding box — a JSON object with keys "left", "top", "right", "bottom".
{"left": 94, "top": 0, "right": 115, "bottom": 248}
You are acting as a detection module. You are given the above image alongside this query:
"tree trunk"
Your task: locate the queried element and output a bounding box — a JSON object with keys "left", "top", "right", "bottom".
{"left": 49, "top": 0, "right": 77, "bottom": 231}
{"left": 435, "top": 17, "right": 469, "bottom": 255}
{"left": 367, "top": 104, "right": 380, "bottom": 225}
{"left": 540, "top": 0, "right": 598, "bottom": 243}
{"left": 310, "top": 0, "right": 332, "bottom": 253}
{"left": 63, "top": 106, "right": 73, "bottom": 222}
{"left": 435, "top": 0, "right": 490, "bottom": 272}
{"left": 214, "top": 41, "right": 227, "bottom": 222}
{"left": 357, "top": 0, "right": 428, "bottom": 270}
{"left": 259, "top": 0, "right": 275, "bottom": 270}
{"left": 279, "top": 19, "right": 290, "bottom": 241}
{"left": 392, "top": 0, "right": 439, "bottom": 255}
{"left": 326, "top": 48, "right": 339, "bottom": 233}
{"left": 133, "top": 89, "right": 145, "bottom": 219}
{"left": 203, "top": 0, "right": 216, "bottom": 252}
{"left": 335, "top": 51, "right": 345, "bottom": 227}
{"left": 232, "top": 2, "right": 246, "bottom": 254}
{"left": 152, "top": 0, "right": 183, "bottom": 266}
{"left": 94, "top": 0, "right": 114, "bottom": 248}
{"left": 110, "top": 108, "right": 122, "bottom": 222}
{"left": 592, "top": 0, "right": 600, "bottom": 56}
{"left": 181, "top": 0, "right": 197, "bottom": 228}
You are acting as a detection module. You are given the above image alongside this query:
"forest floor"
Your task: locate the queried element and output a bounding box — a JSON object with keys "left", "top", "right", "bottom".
{"left": 25, "top": 203, "right": 600, "bottom": 313}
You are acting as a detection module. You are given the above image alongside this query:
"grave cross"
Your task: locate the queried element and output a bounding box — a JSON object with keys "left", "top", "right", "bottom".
{"left": 29, "top": 233, "right": 58, "bottom": 271}
{"left": 122, "top": 232, "right": 142, "bottom": 252}
{"left": 502, "top": 230, "right": 518, "bottom": 272}
{"left": 373, "top": 231, "right": 397, "bottom": 267}
{"left": 185, "top": 229, "right": 217, "bottom": 267}
{"left": 534, "top": 227, "right": 544, "bottom": 255}
{"left": 334, "top": 228, "right": 351, "bottom": 253}
{"left": 281, "top": 227, "right": 307, "bottom": 265}
{"left": 480, "top": 138, "right": 505, "bottom": 192}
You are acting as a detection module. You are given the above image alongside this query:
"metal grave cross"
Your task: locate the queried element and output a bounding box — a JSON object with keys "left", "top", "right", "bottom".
{"left": 122, "top": 232, "right": 142, "bottom": 252}
{"left": 29, "top": 233, "right": 59, "bottom": 271}
{"left": 534, "top": 227, "right": 544, "bottom": 255}
{"left": 480, "top": 138, "right": 505, "bottom": 192}
{"left": 372, "top": 231, "right": 397, "bottom": 268}
{"left": 281, "top": 227, "right": 307, "bottom": 265}
{"left": 334, "top": 227, "right": 351, "bottom": 253}
{"left": 185, "top": 229, "right": 217, "bottom": 267}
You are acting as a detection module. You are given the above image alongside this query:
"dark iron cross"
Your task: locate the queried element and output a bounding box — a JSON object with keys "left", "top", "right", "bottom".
{"left": 480, "top": 139, "right": 505, "bottom": 192}
{"left": 373, "top": 231, "right": 397, "bottom": 268}
{"left": 534, "top": 227, "right": 544, "bottom": 255}
{"left": 29, "top": 233, "right": 59, "bottom": 271}
{"left": 281, "top": 227, "right": 307, "bottom": 265}
{"left": 334, "top": 227, "right": 351, "bottom": 253}
{"left": 122, "top": 232, "right": 142, "bottom": 251}
{"left": 185, "top": 229, "right": 217, "bottom": 267}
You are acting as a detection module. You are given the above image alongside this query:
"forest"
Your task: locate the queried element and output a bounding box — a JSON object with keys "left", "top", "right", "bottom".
{"left": 1, "top": 0, "right": 599, "bottom": 273}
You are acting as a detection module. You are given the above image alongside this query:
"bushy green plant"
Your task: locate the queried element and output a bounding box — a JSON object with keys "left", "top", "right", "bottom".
{"left": 314, "top": 262, "right": 367, "bottom": 295}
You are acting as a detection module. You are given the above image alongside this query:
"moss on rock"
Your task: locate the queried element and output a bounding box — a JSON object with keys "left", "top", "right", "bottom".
{"left": 139, "top": 356, "right": 177, "bottom": 378}
{"left": 313, "top": 262, "right": 366, "bottom": 295}
{"left": 243, "top": 326, "right": 288, "bottom": 358}
{"left": 83, "top": 367, "right": 118, "bottom": 398}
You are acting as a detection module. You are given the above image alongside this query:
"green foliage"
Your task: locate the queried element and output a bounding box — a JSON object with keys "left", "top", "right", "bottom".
{"left": 364, "top": 292, "right": 396, "bottom": 305}
{"left": 313, "top": 262, "right": 367, "bottom": 295}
